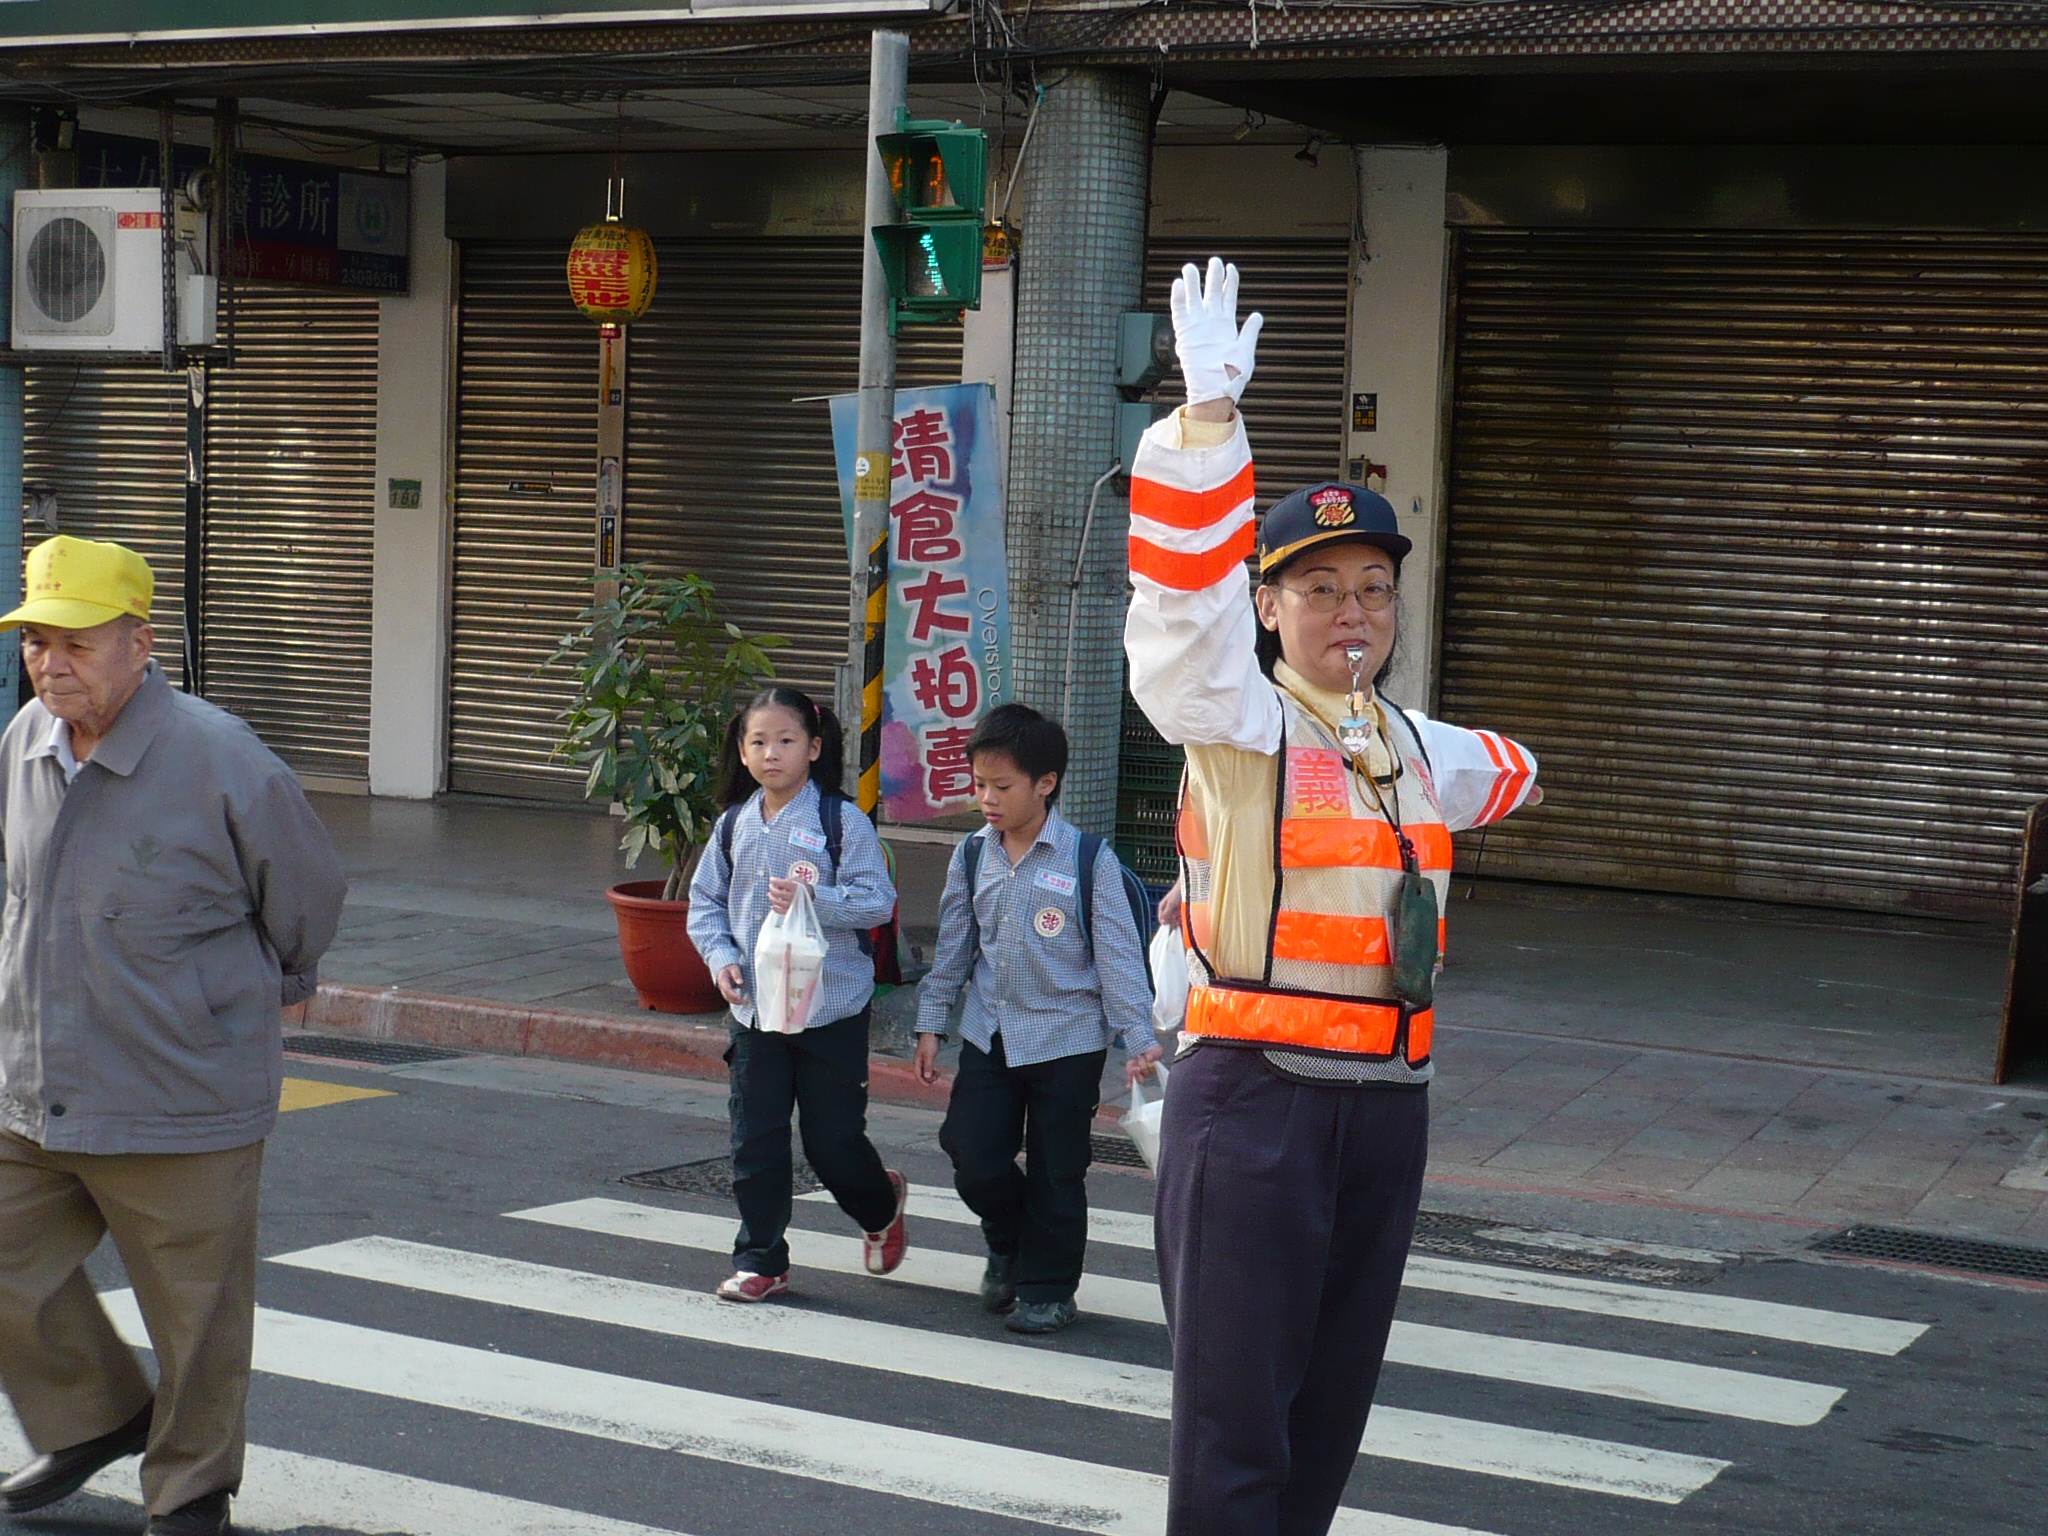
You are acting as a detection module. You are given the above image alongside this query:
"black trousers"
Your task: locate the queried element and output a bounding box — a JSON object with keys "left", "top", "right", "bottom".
{"left": 939, "top": 1034, "right": 1106, "bottom": 1304}
{"left": 726, "top": 1007, "right": 896, "bottom": 1276}
{"left": 1155, "top": 1044, "right": 1429, "bottom": 1536}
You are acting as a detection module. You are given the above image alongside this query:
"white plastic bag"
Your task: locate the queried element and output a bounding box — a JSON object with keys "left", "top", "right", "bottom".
{"left": 1150, "top": 925, "right": 1190, "bottom": 1038}
{"left": 1125, "top": 1060, "right": 1169, "bottom": 1173}
{"left": 753, "top": 879, "right": 829, "bottom": 1033}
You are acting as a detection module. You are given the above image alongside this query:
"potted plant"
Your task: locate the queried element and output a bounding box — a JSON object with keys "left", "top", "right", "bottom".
{"left": 548, "top": 564, "right": 785, "bottom": 1014}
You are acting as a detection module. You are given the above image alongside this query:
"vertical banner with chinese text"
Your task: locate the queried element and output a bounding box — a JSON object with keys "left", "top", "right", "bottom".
{"left": 831, "top": 383, "right": 1013, "bottom": 824}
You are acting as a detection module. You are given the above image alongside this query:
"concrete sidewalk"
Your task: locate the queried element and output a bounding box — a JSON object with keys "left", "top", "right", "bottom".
{"left": 300, "top": 792, "right": 2048, "bottom": 1247}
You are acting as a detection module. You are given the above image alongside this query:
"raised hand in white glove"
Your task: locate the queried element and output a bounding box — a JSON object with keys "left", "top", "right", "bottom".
{"left": 1170, "top": 256, "right": 1264, "bottom": 407}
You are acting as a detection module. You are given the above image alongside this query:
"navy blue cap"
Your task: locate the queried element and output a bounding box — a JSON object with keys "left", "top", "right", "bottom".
{"left": 1257, "top": 482, "right": 1410, "bottom": 575}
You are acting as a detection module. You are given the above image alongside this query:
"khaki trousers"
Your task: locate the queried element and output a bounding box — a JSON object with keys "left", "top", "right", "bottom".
{"left": 0, "top": 1130, "right": 263, "bottom": 1516}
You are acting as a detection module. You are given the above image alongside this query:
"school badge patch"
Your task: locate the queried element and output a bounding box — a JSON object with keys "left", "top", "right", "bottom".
{"left": 1034, "top": 907, "right": 1066, "bottom": 938}
{"left": 788, "top": 860, "right": 820, "bottom": 886}
{"left": 1310, "top": 487, "right": 1355, "bottom": 527}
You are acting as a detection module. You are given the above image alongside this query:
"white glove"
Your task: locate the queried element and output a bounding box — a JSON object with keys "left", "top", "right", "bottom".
{"left": 1169, "top": 257, "right": 1264, "bottom": 406}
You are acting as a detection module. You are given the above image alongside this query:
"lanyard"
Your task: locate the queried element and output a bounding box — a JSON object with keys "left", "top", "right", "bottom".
{"left": 1279, "top": 685, "right": 1422, "bottom": 879}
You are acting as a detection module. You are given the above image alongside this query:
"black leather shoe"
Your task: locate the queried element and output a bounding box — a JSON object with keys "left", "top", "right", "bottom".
{"left": 146, "top": 1489, "right": 231, "bottom": 1536}
{"left": 1005, "top": 1298, "right": 1078, "bottom": 1335}
{"left": 0, "top": 1399, "right": 153, "bottom": 1513}
{"left": 980, "top": 1252, "right": 1018, "bottom": 1314}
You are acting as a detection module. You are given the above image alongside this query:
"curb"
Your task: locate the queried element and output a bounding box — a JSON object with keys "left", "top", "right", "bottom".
{"left": 289, "top": 981, "right": 981, "bottom": 1116}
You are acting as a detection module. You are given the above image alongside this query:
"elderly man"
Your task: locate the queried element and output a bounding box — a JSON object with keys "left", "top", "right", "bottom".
{"left": 0, "top": 536, "right": 346, "bottom": 1536}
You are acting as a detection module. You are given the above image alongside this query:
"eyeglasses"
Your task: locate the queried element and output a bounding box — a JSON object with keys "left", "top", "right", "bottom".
{"left": 1278, "top": 580, "right": 1398, "bottom": 614}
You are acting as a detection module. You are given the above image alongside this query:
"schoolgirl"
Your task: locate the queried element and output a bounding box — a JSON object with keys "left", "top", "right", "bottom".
{"left": 685, "top": 686, "right": 908, "bottom": 1302}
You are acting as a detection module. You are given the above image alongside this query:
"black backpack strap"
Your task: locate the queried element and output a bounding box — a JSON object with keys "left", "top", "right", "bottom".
{"left": 818, "top": 789, "right": 845, "bottom": 875}
{"left": 815, "top": 791, "right": 871, "bottom": 955}
{"left": 1077, "top": 832, "right": 1101, "bottom": 960}
{"left": 715, "top": 806, "right": 737, "bottom": 873}
{"left": 960, "top": 833, "right": 984, "bottom": 960}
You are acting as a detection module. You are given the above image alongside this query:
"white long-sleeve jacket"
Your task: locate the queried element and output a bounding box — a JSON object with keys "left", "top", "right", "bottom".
{"left": 1123, "top": 408, "right": 1539, "bottom": 993}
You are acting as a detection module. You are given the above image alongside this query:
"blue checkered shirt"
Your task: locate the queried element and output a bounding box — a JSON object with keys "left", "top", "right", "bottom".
{"left": 916, "top": 809, "right": 1157, "bottom": 1067}
{"left": 686, "top": 780, "right": 896, "bottom": 1029}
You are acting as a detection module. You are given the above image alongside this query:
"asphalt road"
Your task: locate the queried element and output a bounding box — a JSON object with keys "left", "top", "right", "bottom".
{"left": 9, "top": 1047, "right": 2041, "bottom": 1536}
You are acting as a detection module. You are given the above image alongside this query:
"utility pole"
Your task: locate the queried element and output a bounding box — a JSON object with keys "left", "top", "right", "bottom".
{"left": 842, "top": 28, "right": 908, "bottom": 811}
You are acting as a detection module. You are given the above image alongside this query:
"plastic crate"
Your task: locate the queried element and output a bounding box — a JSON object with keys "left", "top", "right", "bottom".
{"left": 1114, "top": 839, "right": 1180, "bottom": 888}
{"left": 1118, "top": 755, "right": 1185, "bottom": 797}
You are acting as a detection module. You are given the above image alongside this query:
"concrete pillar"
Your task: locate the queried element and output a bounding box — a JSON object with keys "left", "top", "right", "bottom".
{"left": 1347, "top": 146, "right": 1452, "bottom": 711}
{"left": 0, "top": 109, "right": 25, "bottom": 728}
{"left": 1007, "top": 69, "right": 1150, "bottom": 833}
{"left": 960, "top": 261, "right": 1015, "bottom": 482}
{"left": 368, "top": 157, "right": 456, "bottom": 798}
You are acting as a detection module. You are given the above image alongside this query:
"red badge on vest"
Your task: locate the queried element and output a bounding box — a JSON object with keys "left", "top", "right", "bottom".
{"left": 1285, "top": 748, "right": 1351, "bottom": 819}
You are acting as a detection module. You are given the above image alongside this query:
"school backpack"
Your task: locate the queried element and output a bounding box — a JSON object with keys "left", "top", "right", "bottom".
{"left": 960, "top": 830, "right": 1157, "bottom": 988}
{"left": 715, "top": 792, "right": 903, "bottom": 985}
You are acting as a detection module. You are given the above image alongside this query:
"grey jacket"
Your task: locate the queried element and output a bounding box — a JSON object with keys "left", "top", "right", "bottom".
{"left": 0, "top": 665, "right": 347, "bottom": 1154}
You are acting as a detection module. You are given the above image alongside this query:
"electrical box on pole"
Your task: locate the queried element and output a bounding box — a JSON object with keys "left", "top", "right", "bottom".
{"left": 872, "top": 116, "right": 986, "bottom": 330}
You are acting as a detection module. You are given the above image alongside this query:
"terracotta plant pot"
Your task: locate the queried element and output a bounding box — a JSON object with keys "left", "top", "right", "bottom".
{"left": 605, "top": 880, "right": 724, "bottom": 1015}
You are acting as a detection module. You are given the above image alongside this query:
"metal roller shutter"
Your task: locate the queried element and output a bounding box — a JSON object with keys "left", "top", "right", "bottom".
{"left": 1119, "top": 240, "right": 1352, "bottom": 884}
{"left": 22, "top": 286, "right": 377, "bottom": 778}
{"left": 22, "top": 361, "right": 190, "bottom": 681}
{"left": 1441, "top": 229, "right": 2048, "bottom": 915}
{"left": 448, "top": 239, "right": 961, "bottom": 799}
{"left": 202, "top": 284, "right": 379, "bottom": 780}
{"left": 1143, "top": 240, "right": 1353, "bottom": 508}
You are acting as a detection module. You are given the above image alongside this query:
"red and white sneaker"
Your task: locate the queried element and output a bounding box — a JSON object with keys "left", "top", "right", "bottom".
{"left": 863, "top": 1170, "right": 909, "bottom": 1275}
{"left": 715, "top": 1270, "right": 790, "bottom": 1303}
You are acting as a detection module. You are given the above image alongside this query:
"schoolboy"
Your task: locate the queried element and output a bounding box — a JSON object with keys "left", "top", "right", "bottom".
{"left": 913, "top": 705, "right": 1161, "bottom": 1335}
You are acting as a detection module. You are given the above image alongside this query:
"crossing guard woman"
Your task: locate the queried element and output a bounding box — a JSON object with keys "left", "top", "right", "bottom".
{"left": 1125, "top": 258, "right": 1541, "bottom": 1536}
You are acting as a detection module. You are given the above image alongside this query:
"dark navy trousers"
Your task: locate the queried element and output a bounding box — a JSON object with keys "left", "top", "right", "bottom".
{"left": 939, "top": 1034, "right": 1107, "bottom": 1304}
{"left": 1154, "top": 1044, "right": 1429, "bottom": 1536}
{"left": 725, "top": 1007, "right": 895, "bottom": 1276}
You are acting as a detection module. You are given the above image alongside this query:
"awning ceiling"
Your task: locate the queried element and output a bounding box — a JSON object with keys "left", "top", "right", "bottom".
{"left": 7, "top": 3, "right": 2048, "bottom": 159}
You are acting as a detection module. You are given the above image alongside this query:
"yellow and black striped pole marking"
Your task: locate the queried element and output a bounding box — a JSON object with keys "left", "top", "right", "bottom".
{"left": 858, "top": 526, "right": 887, "bottom": 815}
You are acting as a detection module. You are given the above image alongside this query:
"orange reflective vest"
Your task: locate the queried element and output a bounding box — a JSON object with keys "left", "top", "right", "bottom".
{"left": 1181, "top": 694, "right": 1452, "bottom": 1067}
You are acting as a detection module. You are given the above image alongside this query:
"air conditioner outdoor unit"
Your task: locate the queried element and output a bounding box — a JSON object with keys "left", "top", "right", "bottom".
{"left": 11, "top": 188, "right": 216, "bottom": 352}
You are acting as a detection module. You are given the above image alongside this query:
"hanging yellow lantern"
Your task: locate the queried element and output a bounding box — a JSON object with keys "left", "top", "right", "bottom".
{"left": 566, "top": 221, "right": 656, "bottom": 323}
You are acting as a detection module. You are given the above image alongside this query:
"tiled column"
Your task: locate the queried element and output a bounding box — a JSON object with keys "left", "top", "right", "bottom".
{"left": 1006, "top": 69, "right": 1151, "bottom": 832}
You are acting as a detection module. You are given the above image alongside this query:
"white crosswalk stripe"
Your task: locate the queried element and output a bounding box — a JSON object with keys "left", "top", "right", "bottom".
{"left": 271, "top": 1236, "right": 1733, "bottom": 1501}
{"left": 0, "top": 1420, "right": 692, "bottom": 1536}
{"left": 96, "top": 1289, "right": 1494, "bottom": 1536}
{"left": 801, "top": 1183, "right": 1926, "bottom": 1356}
{"left": 512, "top": 1202, "right": 1843, "bottom": 1426}
{"left": 60, "top": 1180, "right": 1925, "bottom": 1533}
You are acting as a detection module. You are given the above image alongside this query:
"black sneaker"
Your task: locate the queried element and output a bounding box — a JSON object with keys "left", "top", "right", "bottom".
{"left": 1004, "top": 1298, "right": 1078, "bottom": 1335}
{"left": 980, "top": 1252, "right": 1017, "bottom": 1314}
{"left": 146, "top": 1490, "right": 231, "bottom": 1536}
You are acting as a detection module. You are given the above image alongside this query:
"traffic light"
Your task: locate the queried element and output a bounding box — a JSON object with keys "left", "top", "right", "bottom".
{"left": 874, "top": 116, "right": 987, "bottom": 329}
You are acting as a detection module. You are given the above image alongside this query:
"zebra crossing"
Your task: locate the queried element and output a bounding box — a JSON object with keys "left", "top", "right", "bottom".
{"left": 78, "top": 1178, "right": 1928, "bottom": 1536}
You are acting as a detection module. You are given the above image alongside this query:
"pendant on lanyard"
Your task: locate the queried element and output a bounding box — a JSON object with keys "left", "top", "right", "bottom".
{"left": 1330, "top": 644, "right": 1434, "bottom": 1008}
{"left": 1338, "top": 644, "right": 1375, "bottom": 758}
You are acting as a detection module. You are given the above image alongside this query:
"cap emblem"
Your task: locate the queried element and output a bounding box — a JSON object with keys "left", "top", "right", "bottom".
{"left": 1310, "top": 487, "right": 1355, "bottom": 528}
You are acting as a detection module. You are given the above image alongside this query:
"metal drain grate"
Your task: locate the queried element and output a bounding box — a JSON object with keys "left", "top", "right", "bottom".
{"left": 1090, "top": 1131, "right": 1150, "bottom": 1169}
{"left": 1810, "top": 1225, "right": 2048, "bottom": 1282}
{"left": 623, "top": 1156, "right": 825, "bottom": 1198}
{"left": 283, "top": 1035, "right": 463, "bottom": 1066}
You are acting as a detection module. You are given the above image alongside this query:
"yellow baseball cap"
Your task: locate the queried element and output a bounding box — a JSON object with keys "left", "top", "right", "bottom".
{"left": 0, "top": 535, "right": 154, "bottom": 631}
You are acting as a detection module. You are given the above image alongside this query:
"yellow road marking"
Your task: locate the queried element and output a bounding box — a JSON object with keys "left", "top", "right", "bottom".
{"left": 279, "top": 1078, "right": 393, "bottom": 1113}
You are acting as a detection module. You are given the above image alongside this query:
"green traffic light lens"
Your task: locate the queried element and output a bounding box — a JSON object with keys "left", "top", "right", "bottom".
{"left": 911, "top": 228, "right": 947, "bottom": 297}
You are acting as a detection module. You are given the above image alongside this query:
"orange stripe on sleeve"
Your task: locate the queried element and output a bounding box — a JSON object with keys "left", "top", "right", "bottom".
{"left": 1472, "top": 731, "right": 1516, "bottom": 828}
{"left": 1129, "top": 462, "right": 1257, "bottom": 532}
{"left": 1128, "top": 523, "right": 1256, "bottom": 591}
